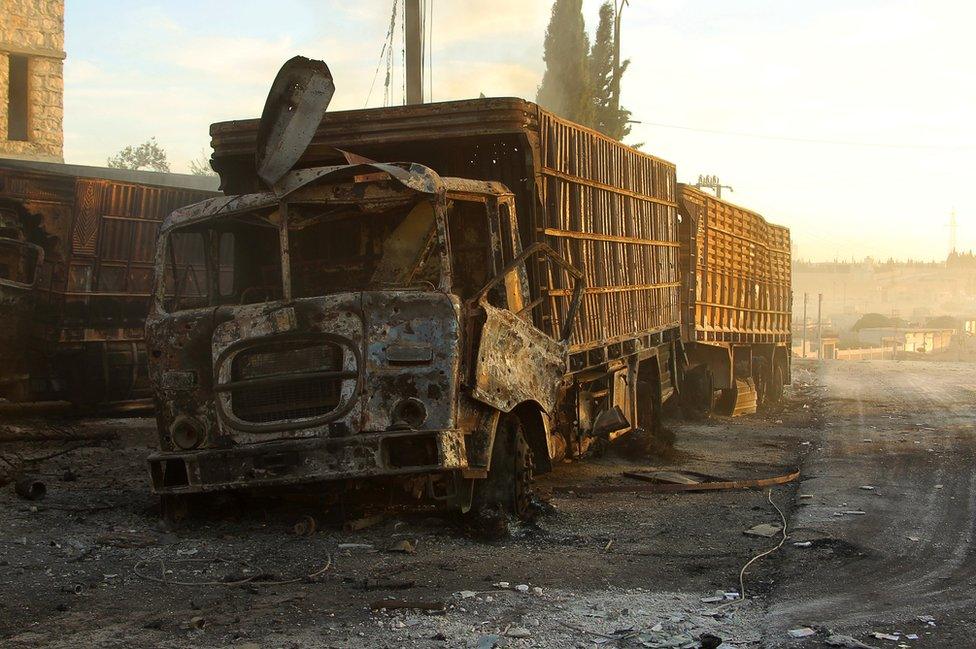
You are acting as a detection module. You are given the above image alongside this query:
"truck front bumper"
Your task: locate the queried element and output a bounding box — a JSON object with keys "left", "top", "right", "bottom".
{"left": 148, "top": 428, "right": 467, "bottom": 495}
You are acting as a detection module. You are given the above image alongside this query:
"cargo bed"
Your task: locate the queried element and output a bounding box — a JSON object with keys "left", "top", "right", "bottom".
{"left": 210, "top": 98, "right": 681, "bottom": 365}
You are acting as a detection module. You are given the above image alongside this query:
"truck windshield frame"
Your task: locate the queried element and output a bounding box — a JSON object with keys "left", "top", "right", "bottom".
{"left": 156, "top": 193, "right": 448, "bottom": 314}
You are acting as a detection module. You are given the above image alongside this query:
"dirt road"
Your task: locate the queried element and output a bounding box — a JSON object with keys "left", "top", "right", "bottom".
{"left": 766, "top": 360, "right": 976, "bottom": 647}
{"left": 0, "top": 360, "right": 972, "bottom": 647}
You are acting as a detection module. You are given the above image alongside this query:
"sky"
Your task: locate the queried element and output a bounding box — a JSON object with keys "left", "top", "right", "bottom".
{"left": 63, "top": 0, "right": 976, "bottom": 262}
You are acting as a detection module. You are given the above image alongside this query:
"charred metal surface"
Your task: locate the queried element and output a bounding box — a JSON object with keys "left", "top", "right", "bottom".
{"left": 256, "top": 56, "right": 335, "bottom": 187}
{"left": 147, "top": 164, "right": 476, "bottom": 495}
{"left": 472, "top": 301, "right": 564, "bottom": 414}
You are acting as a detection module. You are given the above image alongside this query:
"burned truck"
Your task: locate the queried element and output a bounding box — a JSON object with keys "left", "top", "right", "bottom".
{"left": 0, "top": 158, "right": 218, "bottom": 405}
{"left": 146, "top": 69, "right": 682, "bottom": 517}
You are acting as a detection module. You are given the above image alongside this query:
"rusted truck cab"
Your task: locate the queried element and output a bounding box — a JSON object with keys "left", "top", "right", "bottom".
{"left": 146, "top": 162, "right": 577, "bottom": 515}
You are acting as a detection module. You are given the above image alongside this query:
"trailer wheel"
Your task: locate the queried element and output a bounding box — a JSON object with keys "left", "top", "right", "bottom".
{"left": 767, "top": 360, "right": 786, "bottom": 404}
{"left": 681, "top": 365, "right": 713, "bottom": 419}
{"left": 753, "top": 357, "right": 769, "bottom": 411}
{"left": 621, "top": 378, "right": 674, "bottom": 457}
{"left": 470, "top": 413, "right": 535, "bottom": 523}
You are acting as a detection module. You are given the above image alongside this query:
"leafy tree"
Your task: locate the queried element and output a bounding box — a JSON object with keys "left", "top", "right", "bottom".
{"left": 107, "top": 138, "right": 170, "bottom": 172}
{"left": 537, "top": 0, "right": 594, "bottom": 126}
{"left": 589, "top": 1, "right": 632, "bottom": 140}
{"left": 188, "top": 151, "right": 216, "bottom": 176}
{"left": 852, "top": 313, "right": 908, "bottom": 331}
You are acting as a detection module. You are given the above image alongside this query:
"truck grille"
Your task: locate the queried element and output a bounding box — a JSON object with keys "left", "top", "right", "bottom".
{"left": 225, "top": 339, "right": 353, "bottom": 425}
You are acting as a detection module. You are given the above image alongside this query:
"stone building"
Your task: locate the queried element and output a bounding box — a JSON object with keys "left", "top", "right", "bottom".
{"left": 0, "top": 0, "right": 65, "bottom": 162}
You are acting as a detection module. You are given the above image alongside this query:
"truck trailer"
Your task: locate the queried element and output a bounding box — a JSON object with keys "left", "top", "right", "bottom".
{"left": 0, "top": 159, "right": 218, "bottom": 404}
{"left": 677, "top": 184, "right": 792, "bottom": 415}
{"left": 146, "top": 95, "right": 684, "bottom": 519}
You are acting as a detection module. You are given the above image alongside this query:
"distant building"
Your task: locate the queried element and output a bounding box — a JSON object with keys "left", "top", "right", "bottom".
{"left": 0, "top": 1, "right": 65, "bottom": 162}
{"left": 858, "top": 327, "right": 955, "bottom": 354}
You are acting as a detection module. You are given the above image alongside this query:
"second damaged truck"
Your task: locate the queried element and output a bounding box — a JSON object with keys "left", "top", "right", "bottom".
{"left": 147, "top": 59, "right": 683, "bottom": 519}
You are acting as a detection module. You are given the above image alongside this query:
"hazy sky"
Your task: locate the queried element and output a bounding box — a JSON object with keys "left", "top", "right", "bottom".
{"left": 64, "top": 0, "right": 975, "bottom": 261}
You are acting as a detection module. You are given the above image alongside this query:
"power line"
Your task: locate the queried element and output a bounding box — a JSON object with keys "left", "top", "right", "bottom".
{"left": 638, "top": 120, "right": 976, "bottom": 151}
{"left": 428, "top": 0, "right": 434, "bottom": 102}
{"left": 365, "top": 0, "right": 398, "bottom": 108}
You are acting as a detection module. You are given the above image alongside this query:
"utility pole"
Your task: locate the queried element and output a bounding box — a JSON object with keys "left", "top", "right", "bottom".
{"left": 816, "top": 293, "right": 823, "bottom": 361}
{"left": 802, "top": 292, "right": 808, "bottom": 358}
{"left": 949, "top": 209, "right": 958, "bottom": 256}
{"left": 610, "top": 0, "right": 629, "bottom": 116}
{"left": 695, "top": 174, "right": 733, "bottom": 199}
{"left": 404, "top": 0, "right": 423, "bottom": 104}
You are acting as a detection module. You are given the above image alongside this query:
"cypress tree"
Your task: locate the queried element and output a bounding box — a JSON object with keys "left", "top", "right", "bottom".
{"left": 536, "top": 0, "right": 594, "bottom": 127}
{"left": 589, "top": 1, "right": 632, "bottom": 140}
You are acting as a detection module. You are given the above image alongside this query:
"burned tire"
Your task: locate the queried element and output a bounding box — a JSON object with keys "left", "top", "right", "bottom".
{"left": 681, "top": 365, "right": 713, "bottom": 419}
{"left": 620, "top": 379, "right": 675, "bottom": 457}
{"left": 470, "top": 413, "right": 535, "bottom": 525}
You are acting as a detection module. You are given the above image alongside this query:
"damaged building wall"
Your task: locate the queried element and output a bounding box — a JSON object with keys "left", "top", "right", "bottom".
{"left": 0, "top": 0, "right": 65, "bottom": 163}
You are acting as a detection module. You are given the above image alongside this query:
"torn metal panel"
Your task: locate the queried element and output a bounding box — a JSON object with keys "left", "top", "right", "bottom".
{"left": 256, "top": 56, "right": 335, "bottom": 187}
{"left": 471, "top": 301, "right": 565, "bottom": 414}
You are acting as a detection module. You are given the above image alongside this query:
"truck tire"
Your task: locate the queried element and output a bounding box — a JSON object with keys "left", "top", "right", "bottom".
{"left": 620, "top": 379, "right": 674, "bottom": 457}
{"left": 767, "top": 360, "right": 785, "bottom": 404}
{"left": 470, "top": 413, "right": 535, "bottom": 522}
{"left": 753, "top": 357, "right": 768, "bottom": 411}
{"left": 681, "top": 365, "right": 713, "bottom": 419}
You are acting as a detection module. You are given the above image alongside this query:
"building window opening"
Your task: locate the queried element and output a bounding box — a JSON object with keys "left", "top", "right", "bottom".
{"left": 8, "top": 55, "right": 30, "bottom": 142}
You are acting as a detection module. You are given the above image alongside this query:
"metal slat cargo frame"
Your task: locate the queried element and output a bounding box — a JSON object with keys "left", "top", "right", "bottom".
{"left": 678, "top": 185, "right": 791, "bottom": 344}
{"left": 210, "top": 98, "right": 681, "bottom": 359}
{"left": 0, "top": 161, "right": 218, "bottom": 401}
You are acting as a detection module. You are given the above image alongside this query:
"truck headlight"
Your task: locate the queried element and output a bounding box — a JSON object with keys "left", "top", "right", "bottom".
{"left": 391, "top": 398, "right": 427, "bottom": 429}
{"left": 170, "top": 415, "right": 206, "bottom": 450}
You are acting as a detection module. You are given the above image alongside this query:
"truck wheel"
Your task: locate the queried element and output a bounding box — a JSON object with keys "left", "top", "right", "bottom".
{"left": 753, "top": 358, "right": 769, "bottom": 411}
{"left": 470, "top": 413, "right": 535, "bottom": 525}
{"left": 767, "top": 360, "right": 785, "bottom": 404}
{"left": 681, "top": 365, "right": 713, "bottom": 419}
{"left": 621, "top": 379, "right": 674, "bottom": 457}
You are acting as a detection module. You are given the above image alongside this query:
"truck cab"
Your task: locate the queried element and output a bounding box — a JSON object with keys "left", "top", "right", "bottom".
{"left": 146, "top": 162, "right": 579, "bottom": 518}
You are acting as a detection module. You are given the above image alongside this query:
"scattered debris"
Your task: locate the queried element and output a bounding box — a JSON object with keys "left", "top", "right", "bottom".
{"left": 906, "top": 634, "right": 919, "bottom": 640}
{"left": 342, "top": 514, "right": 385, "bottom": 532}
{"left": 369, "top": 599, "right": 445, "bottom": 612}
{"left": 388, "top": 539, "right": 416, "bottom": 554}
{"left": 743, "top": 523, "right": 783, "bottom": 538}
{"left": 825, "top": 634, "right": 879, "bottom": 648}
{"left": 793, "top": 541, "right": 812, "bottom": 548}
{"left": 699, "top": 633, "right": 723, "bottom": 649}
{"left": 476, "top": 634, "right": 502, "bottom": 649}
{"left": 787, "top": 627, "right": 816, "bottom": 638}
{"left": 870, "top": 631, "right": 899, "bottom": 641}
{"left": 859, "top": 485, "right": 875, "bottom": 491}
{"left": 95, "top": 531, "right": 157, "bottom": 548}
{"left": 292, "top": 515, "right": 316, "bottom": 536}
{"left": 916, "top": 615, "right": 936, "bottom": 626}
{"left": 361, "top": 577, "right": 415, "bottom": 591}
{"left": 515, "top": 584, "right": 530, "bottom": 593}
{"left": 14, "top": 476, "right": 46, "bottom": 500}
{"left": 843, "top": 511, "right": 867, "bottom": 516}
